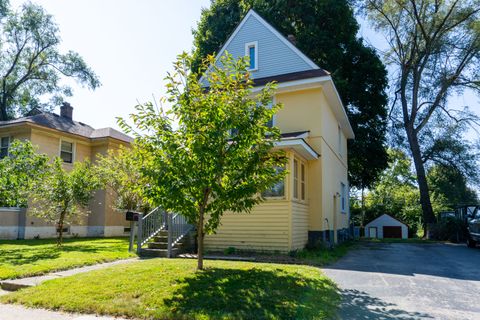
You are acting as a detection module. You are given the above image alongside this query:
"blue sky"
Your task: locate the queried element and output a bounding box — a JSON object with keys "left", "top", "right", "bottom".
{"left": 9, "top": 0, "right": 480, "bottom": 141}
{"left": 10, "top": 0, "right": 212, "bottom": 130}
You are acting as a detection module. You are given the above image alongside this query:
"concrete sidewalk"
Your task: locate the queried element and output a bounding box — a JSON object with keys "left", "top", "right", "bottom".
{"left": 0, "top": 258, "right": 138, "bottom": 291}
{"left": 0, "top": 259, "right": 139, "bottom": 320}
{"left": 0, "top": 302, "right": 127, "bottom": 320}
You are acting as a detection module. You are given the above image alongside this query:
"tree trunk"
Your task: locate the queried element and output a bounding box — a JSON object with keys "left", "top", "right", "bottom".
{"left": 405, "top": 126, "right": 436, "bottom": 236}
{"left": 57, "top": 211, "right": 66, "bottom": 246}
{"left": 0, "top": 98, "right": 7, "bottom": 121}
{"left": 197, "top": 207, "right": 204, "bottom": 270}
{"left": 361, "top": 187, "right": 365, "bottom": 227}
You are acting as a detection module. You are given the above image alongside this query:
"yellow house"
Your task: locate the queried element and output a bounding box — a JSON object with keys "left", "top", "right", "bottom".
{"left": 0, "top": 102, "right": 132, "bottom": 239}
{"left": 203, "top": 10, "right": 355, "bottom": 252}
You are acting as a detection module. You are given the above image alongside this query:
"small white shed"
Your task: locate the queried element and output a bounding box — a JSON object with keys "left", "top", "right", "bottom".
{"left": 365, "top": 214, "right": 408, "bottom": 239}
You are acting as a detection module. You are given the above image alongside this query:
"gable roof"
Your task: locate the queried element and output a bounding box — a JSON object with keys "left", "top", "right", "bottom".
{"left": 0, "top": 112, "right": 133, "bottom": 143}
{"left": 203, "top": 9, "right": 355, "bottom": 140}
{"left": 215, "top": 9, "right": 321, "bottom": 73}
{"left": 366, "top": 214, "right": 409, "bottom": 227}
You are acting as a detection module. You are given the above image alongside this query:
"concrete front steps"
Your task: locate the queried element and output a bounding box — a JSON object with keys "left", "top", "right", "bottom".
{"left": 139, "top": 230, "right": 194, "bottom": 258}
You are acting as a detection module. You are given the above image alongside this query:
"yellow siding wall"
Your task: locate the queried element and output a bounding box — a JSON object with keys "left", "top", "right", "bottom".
{"left": 204, "top": 200, "right": 291, "bottom": 252}
{"left": 291, "top": 201, "right": 309, "bottom": 249}
{"left": 319, "top": 97, "right": 349, "bottom": 237}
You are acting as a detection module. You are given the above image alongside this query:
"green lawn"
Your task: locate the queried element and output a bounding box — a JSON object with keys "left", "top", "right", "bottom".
{"left": 2, "top": 259, "right": 340, "bottom": 320}
{"left": 0, "top": 238, "right": 135, "bottom": 280}
{"left": 293, "top": 241, "right": 355, "bottom": 266}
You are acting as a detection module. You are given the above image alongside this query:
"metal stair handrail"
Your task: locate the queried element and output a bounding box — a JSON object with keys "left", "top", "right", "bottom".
{"left": 137, "top": 207, "right": 167, "bottom": 252}
{"left": 137, "top": 207, "right": 194, "bottom": 257}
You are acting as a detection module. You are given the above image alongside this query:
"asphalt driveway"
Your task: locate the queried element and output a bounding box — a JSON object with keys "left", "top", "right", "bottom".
{"left": 323, "top": 242, "right": 480, "bottom": 320}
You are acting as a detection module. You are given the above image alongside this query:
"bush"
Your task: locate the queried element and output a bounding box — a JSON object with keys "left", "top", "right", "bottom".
{"left": 223, "top": 247, "right": 236, "bottom": 255}
{"left": 429, "top": 218, "right": 468, "bottom": 242}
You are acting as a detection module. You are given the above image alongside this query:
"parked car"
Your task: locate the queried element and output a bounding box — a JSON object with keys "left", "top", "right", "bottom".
{"left": 464, "top": 205, "right": 480, "bottom": 248}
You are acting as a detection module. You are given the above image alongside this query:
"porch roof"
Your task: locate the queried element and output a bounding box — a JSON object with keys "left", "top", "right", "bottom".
{"left": 274, "top": 131, "right": 319, "bottom": 160}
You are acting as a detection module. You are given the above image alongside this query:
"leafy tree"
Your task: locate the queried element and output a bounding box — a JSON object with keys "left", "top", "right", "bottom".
{"left": 30, "top": 158, "right": 100, "bottom": 245}
{"left": 365, "top": 0, "right": 480, "bottom": 233}
{"left": 191, "top": 0, "right": 390, "bottom": 190}
{"left": 0, "top": 139, "right": 48, "bottom": 207}
{"left": 428, "top": 165, "right": 478, "bottom": 209}
{"left": 0, "top": 1, "right": 100, "bottom": 120}
{"left": 363, "top": 149, "right": 423, "bottom": 234}
{"left": 96, "top": 145, "right": 151, "bottom": 212}
{"left": 120, "top": 53, "right": 286, "bottom": 270}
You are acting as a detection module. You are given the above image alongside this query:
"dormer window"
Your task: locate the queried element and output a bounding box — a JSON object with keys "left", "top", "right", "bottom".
{"left": 245, "top": 41, "right": 258, "bottom": 71}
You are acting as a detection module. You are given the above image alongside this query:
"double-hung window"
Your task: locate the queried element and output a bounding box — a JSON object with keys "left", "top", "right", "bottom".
{"left": 293, "top": 159, "right": 299, "bottom": 199}
{"left": 245, "top": 41, "right": 258, "bottom": 71}
{"left": 0, "top": 137, "right": 10, "bottom": 159}
{"left": 262, "top": 166, "right": 285, "bottom": 198}
{"left": 301, "top": 163, "right": 306, "bottom": 200}
{"left": 60, "top": 140, "right": 74, "bottom": 163}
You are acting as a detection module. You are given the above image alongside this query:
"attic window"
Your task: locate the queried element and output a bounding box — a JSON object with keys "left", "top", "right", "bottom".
{"left": 245, "top": 41, "right": 258, "bottom": 71}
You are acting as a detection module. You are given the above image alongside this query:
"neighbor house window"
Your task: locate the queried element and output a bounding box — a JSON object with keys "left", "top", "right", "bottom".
{"left": 0, "top": 137, "right": 10, "bottom": 159}
{"left": 245, "top": 41, "right": 258, "bottom": 71}
{"left": 60, "top": 140, "right": 74, "bottom": 163}
{"left": 263, "top": 166, "right": 285, "bottom": 198}
{"left": 340, "top": 182, "right": 346, "bottom": 213}
{"left": 301, "top": 163, "right": 306, "bottom": 200}
{"left": 293, "top": 159, "right": 298, "bottom": 199}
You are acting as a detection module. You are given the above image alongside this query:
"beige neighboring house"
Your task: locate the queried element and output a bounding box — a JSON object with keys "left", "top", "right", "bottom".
{"left": 0, "top": 102, "right": 133, "bottom": 240}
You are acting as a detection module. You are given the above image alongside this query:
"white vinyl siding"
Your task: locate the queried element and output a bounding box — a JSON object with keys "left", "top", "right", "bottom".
{"left": 216, "top": 14, "right": 313, "bottom": 79}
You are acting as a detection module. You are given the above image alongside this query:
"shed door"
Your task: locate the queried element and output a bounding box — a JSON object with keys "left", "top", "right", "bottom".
{"left": 369, "top": 227, "right": 377, "bottom": 238}
{"left": 383, "top": 226, "right": 402, "bottom": 238}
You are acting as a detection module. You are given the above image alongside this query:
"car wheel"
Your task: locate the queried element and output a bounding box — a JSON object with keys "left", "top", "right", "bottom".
{"left": 467, "top": 238, "right": 477, "bottom": 248}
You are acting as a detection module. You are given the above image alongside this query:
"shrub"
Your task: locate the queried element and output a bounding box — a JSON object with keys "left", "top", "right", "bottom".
{"left": 223, "top": 247, "right": 236, "bottom": 255}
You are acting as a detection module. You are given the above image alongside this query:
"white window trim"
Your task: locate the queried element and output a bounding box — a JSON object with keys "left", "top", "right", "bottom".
{"left": 0, "top": 136, "right": 10, "bottom": 158}
{"left": 245, "top": 41, "right": 258, "bottom": 71}
{"left": 59, "top": 139, "right": 75, "bottom": 164}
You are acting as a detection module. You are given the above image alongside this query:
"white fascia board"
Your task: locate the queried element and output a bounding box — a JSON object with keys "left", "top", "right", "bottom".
{"left": 250, "top": 75, "right": 330, "bottom": 93}
{"left": 274, "top": 138, "right": 319, "bottom": 160}
{"left": 322, "top": 81, "right": 355, "bottom": 139}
